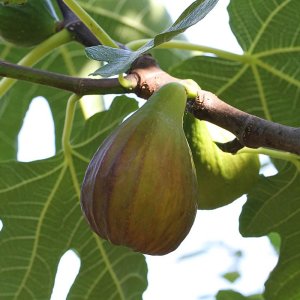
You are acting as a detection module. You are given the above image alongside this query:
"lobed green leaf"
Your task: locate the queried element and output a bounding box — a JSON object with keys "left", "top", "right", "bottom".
{"left": 0, "top": 96, "right": 145, "bottom": 299}
{"left": 171, "top": 0, "right": 300, "bottom": 127}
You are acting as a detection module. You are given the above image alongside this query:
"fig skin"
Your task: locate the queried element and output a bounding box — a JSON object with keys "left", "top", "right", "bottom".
{"left": 81, "top": 83, "right": 198, "bottom": 255}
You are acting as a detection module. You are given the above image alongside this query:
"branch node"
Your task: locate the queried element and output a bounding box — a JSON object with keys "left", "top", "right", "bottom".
{"left": 194, "top": 91, "right": 206, "bottom": 110}
{"left": 215, "top": 138, "right": 244, "bottom": 154}
{"left": 128, "top": 54, "right": 178, "bottom": 99}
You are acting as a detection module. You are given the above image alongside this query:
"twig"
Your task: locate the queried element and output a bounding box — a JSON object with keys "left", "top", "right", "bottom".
{"left": 0, "top": 59, "right": 136, "bottom": 95}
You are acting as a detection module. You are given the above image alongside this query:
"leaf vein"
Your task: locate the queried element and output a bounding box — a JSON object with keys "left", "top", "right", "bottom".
{"left": 248, "top": 0, "right": 291, "bottom": 53}
{"left": 13, "top": 165, "right": 68, "bottom": 300}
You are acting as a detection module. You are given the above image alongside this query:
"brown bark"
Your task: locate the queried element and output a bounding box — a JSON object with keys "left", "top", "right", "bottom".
{"left": 187, "top": 91, "right": 300, "bottom": 155}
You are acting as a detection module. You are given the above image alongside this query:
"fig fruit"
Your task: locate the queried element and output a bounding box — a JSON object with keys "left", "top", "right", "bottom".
{"left": 81, "top": 83, "right": 198, "bottom": 255}
{"left": 184, "top": 115, "right": 260, "bottom": 210}
{"left": 0, "top": 0, "right": 58, "bottom": 47}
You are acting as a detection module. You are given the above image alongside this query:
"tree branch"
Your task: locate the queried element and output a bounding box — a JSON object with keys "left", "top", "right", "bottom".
{"left": 0, "top": 54, "right": 299, "bottom": 156}
{"left": 0, "top": 59, "right": 136, "bottom": 95}
{"left": 128, "top": 56, "right": 300, "bottom": 156}
{"left": 187, "top": 92, "right": 300, "bottom": 155}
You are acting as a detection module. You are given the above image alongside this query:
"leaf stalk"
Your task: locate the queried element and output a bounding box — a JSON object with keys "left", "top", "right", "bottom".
{"left": 126, "top": 39, "right": 247, "bottom": 63}
{"left": 62, "top": 93, "right": 82, "bottom": 197}
{"left": 62, "top": 93, "right": 81, "bottom": 156}
{"left": 62, "top": 0, "right": 118, "bottom": 48}
{"left": 239, "top": 147, "right": 300, "bottom": 170}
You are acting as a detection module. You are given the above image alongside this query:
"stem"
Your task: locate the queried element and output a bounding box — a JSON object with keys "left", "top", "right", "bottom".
{"left": 62, "top": 0, "right": 118, "bottom": 48}
{"left": 62, "top": 93, "right": 82, "bottom": 196}
{"left": 78, "top": 2, "right": 156, "bottom": 38}
{"left": 0, "top": 29, "right": 72, "bottom": 98}
{"left": 118, "top": 73, "right": 135, "bottom": 90}
{"left": 239, "top": 147, "right": 300, "bottom": 169}
{"left": 62, "top": 93, "right": 80, "bottom": 156}
{"left": 126, "top": 39, "right": 247, "bottom": 63}
{"left": 180, "top": 79, "right": 200, "bottom": 98}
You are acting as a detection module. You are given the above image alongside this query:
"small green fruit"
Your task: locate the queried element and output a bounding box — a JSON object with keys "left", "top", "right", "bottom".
{"left": 184, "top": 114, "right": 260, "bottom": 209}
{"left": 0, "top": 0, "right": 58, "bottom": 47}
{"left": 81, "top": 83, "right": 198, "bottom": 255}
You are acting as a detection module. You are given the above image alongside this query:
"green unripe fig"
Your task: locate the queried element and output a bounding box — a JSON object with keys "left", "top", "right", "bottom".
{"left": 184, "top": 115, "right": 260, "bottom": 210}
{"left": 81, "top": 83, "right": 198, "bottom": 255}
{"left": 0, "top": 0, "right": 58, "bottom": 47}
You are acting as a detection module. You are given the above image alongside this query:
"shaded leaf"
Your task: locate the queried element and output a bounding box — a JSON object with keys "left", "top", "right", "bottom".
{"left": 0, "top": 82, "right": 30, "bottom": 160}
{"left": 0, "top": 44, "right": 32, "bottom": 160}
{"left": 240, "top": 162, "right": 300, "bottom": 300}
{"left": 0, "top": 41, "right": 88, "bottom": 159}
{"left": 216, "top": 290, "right": 263, "bottom": 300}
{"left": 78, "top": 0, "right": 169, "bottom": 42}
{"left": 85, "top": 0, "right": 219, "bottom": 77}
{"left": 0, "top": 96, "right": 146, "bottom": 299}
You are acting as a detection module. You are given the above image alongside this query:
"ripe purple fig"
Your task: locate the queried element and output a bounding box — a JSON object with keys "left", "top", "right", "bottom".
{"left": 81, "top": 82, "right": 198, "bottom": 255}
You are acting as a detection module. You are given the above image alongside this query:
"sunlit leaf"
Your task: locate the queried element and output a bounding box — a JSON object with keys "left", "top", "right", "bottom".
{"left": 240, "top": 162, "right": 300, "bottom": 300}
{"left": 171, "top": 0, "right": 300, "bottom": 127}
